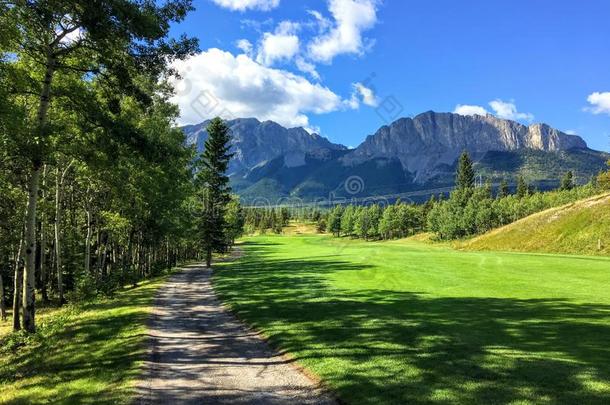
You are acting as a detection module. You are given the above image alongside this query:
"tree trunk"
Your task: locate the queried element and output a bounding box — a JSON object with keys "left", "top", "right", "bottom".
{"left": 40, "top": 165, "right": 49, "bottom": 303}
{"left": 85, "top": 209, "right": 92, "bottom": 275}
{"left": 12, "top": 250, "right": 23, "bottom": 331}
{"left": 54, "top": 168, "right": 64, "bottom": 306}
{"left": 22, "top": 167, "right": 40, "bottom": 332}
{"left": 22, "top": 51, "right": 56, "bottom": 332}
{"left": 206, "top": 248, "right": 212, "bottom": 268}
{"left": 54, "top": 161, "right": 73, "bottom": 306}
{"left": 0, "top": 271, "right": 6, "bottom": 322}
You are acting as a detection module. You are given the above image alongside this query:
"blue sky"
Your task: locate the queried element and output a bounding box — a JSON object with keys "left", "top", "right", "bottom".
{"left": 170, "top": 0, "right": 610, "bottom": 151}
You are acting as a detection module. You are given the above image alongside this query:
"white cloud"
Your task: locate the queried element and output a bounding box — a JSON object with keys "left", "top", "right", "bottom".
{"left": 211, "top": 0, "right": 279, "bottom": 12}
{"left": 307, "top": 10, "right": 332, "bottom": 34}
{"left": 489, "top": 99, "right": 534, "bottom": 121}
{"left": 585, "top": 92, "right": 610, "bottom": 115}
{"left": 453, "top": 100, "right": 533, "bottom": 121}
{"left": 454, "top": 104, "right": 489, "bottom": 117}
{"left": 256, "top": 21, "right": 300, "bottom": 66}
{"left": 565, "top": 129, "right": 578, "bottom": 135}
{"left": 236, "top": 39, "right": 253, "bottom": 56}
{"left": 295, "top": 56, "right": 320, "bottom": 80}
{"left": 304, "top": 125, "right": 322, "bottom": 135}
{"left": 353, "top": 82, "right": 378, "bottom": 107}
{"left": 171, "top": 48, "right": 354, "bottom": 128}
{"left": 308, "top": 0, "right": 380, "bottom": 63}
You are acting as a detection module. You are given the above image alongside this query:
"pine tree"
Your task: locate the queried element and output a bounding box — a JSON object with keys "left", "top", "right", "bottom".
{"left": 197, "top": 118, "right": 233, "bottom": 268}
{"left": 455, "top": 151, "right": 475, "bottom": 190}
{"left": 560, "top": 171, "right": 574, "bottom": 191}
{"left": 328, "top": 205, "right": 344, "bottom": 237}
{"left": 498, "top": 179, "right": 510, "bottom": 198}
{"left": 340, "top": 206, "right": 356, "bottom": 236}
{"left": 516, "top": 175, "right": 529, "bottom": 198}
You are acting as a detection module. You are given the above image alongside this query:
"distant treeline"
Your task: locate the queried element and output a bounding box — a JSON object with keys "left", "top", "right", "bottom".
{"left": 328, "top": 153, "right": 610, "bottom": 241}
{"left": 244, "top": 153, "right": 610, "bottom": 242}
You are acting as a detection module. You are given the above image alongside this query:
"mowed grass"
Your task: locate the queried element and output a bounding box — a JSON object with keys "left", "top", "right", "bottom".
{"left": 213, "top": 235, "right": 610, "bottom": 404}
{"left": 463, "top": 193, "right": 610, "bottom": 256}
{"left": 0, "top": 275, "right": 170, "bottom": 404}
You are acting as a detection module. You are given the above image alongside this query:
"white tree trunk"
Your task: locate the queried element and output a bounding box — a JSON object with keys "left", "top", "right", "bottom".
{"left": 54, "top": 168, "right": 64, "bottom": 305}
{"left": 40, "top": 165, "right": 48, "bottom": 302}
{"left": 12, "top": 227, "right": 25, "bottom": 330}
{"left": 54, "top": 160, "right": 74, "bottom": 306}
{"left": 23, "top": 50, "right": 56, "bottom": 332}
{"left": 22, "top": 167, "right": 40, "bottom": 332}
{"left": 85, "top": 209, "right": 92, "bottom": 275}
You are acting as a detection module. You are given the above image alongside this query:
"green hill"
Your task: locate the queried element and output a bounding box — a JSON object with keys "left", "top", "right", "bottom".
{"left": 462, "top": 193, "right": 610, "bottom": 256}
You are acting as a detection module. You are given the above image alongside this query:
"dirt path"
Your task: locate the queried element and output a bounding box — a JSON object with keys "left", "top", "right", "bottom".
{"left": 136, "top": 260, "right": 335, "bottom": 404}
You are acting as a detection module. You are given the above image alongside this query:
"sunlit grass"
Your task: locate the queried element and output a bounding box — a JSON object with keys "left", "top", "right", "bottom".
{"left": 463, "top": 193, "right": 610, "bottom": 255}
{"left": 214, "top": 234, "right": 610, "bottom": 404}
{"left": 0, "top": 275, "right": 170, "bottom": 404}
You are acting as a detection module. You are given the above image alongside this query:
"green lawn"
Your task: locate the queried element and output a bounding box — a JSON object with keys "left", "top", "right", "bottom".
{"left": 0, "top": 275, "right": 170, "bottom": 404}
{"left": 213, "top": 235, "right": 610, "bottom": 404}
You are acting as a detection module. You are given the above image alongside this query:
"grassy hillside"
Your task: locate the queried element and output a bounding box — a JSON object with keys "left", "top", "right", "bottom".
{"left": 214, "top": 234, "right": 610, "bottom": 404}
{"left": 0, "top": 273, "right": 172, "bottom": 404}
{"left": 462, "top": 193, "right": 610, "bottom": 255}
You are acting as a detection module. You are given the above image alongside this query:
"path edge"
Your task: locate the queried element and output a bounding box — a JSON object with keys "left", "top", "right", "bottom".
{"left": 210, "top": 246, "right": 344, "bottom": 405}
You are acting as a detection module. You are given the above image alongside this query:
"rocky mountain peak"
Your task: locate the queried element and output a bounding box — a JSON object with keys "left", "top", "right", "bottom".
{"left": 182, "top": 118, "right": 346, "bottom": 176}
{"left": 344, "top": 111, "right": 587, "bottom": 182}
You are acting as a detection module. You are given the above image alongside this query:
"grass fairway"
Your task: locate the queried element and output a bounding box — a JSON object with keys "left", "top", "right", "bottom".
{"left": 214, "top": 235, "right": 610, "bottom": 404}
{"left": 0, "top": 275, "right": 169, "bottom": 404}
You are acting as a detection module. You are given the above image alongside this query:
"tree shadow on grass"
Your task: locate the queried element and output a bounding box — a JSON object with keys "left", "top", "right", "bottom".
{"left": 214, "top": 241, "right": 610, "bottom": 404}
{"left": 0, "top": 280, "right": 161, "bottom": 404}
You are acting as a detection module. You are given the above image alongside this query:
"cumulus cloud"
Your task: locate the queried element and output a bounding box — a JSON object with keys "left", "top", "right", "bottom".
{"left": 489, "top": 99, "right": 534, "bottom": 121}
{"left": 454, "top": 100, "right": 533, "bottom": 122}
{"left": 585, "top": 92, "right": 610, "bottom": 115}
{"left": 211, "top": 0, "right": 280, "bottom": 12}
{"left": 171, "top": 48, "right": 355, "bottom": 128}
{"left": 454, "top": 104, "right": 489, "bottom": 117}
{"left": 308, "top": 0, "right": 380, "bottom": 63}
{"left": 353, "top": 82, "right": 379, "bottom": 107}
{"left": 256, "top": 21, "right": 300, "bottom": 66}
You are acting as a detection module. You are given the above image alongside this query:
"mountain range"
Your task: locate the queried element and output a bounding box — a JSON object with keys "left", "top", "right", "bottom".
{"left": 182, "top": 112, "right": 609, "bottom": 204}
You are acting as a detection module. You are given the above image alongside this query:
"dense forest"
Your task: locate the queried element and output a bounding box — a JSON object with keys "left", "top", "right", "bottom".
{"left": 0, "top": 1, "right": 243, "bottom": 333}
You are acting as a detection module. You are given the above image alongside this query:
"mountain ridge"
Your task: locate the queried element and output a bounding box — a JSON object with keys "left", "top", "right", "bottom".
{"left": 182, "top": 112, "right": 608, "bottom": 202}
{"left": 344, "top": 111, "right": 587, "bottom": 182}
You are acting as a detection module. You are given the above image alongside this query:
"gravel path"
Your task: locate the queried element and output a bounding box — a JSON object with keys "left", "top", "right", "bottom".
{"left": 136, "top": 261, "right": 335, "bottom": 404}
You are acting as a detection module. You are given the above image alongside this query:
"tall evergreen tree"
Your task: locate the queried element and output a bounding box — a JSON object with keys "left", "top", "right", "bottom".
{"left": 516, "top": 175, "right": 529, "bottom": 198}
{"left": 498, "top": 179, "right": 510, "bottom": 198}
{"left": 197, "top": 118, "right": 233, "bottom": 268}
{"left": 455, "top": 151, "right": 475, "bottom": 190}
{"left": 560, "top": 171, "right": 574, "bottom": 191}
{"left": 328, "top": 205, "right": 344, "bottom": 237}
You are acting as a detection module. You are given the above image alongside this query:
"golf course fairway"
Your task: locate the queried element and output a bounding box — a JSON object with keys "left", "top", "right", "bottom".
{"left": 213, "top": 234, "right": 610, "bottom": 405}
